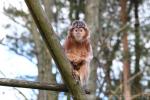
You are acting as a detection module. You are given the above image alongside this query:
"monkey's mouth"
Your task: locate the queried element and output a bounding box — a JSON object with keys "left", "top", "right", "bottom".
{"left": 75, "top": 36, "right": 82, "bottom": 42}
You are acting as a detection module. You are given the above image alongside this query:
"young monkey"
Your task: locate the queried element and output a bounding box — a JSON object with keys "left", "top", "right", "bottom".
{"left": 63, "top": 20, "right": 93, "bottom": 91}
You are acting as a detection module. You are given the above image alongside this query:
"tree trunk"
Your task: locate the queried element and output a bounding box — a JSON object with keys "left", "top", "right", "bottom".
{"left": 85, "top": 0, "right": 102, "bottom": 99}
{"left": 133, "top": 0, "right": 141, "bottom": 99}
{"left": 36, "top": 0, "right": 58, "bottom": 100}
{"left": 120, "top": 0, "right": 131, "bottom": 99}
{"left": 31, "top": 22, "right": 56, "bottom": 100}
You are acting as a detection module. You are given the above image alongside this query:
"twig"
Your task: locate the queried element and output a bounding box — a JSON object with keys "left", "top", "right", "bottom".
{"left": 132, "top": 93, "right": 150, "bottom": 100}
{"left": 109, "top": 70, "right": 143, "bottom": 99}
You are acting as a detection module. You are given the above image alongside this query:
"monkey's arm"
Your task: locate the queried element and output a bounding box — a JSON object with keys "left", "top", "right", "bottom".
{"left": 87, "top": 44, "right": 93, "bottom": 61}
{"left": 66, "top": 53, "right": 82, "bottom": 63}
{"left": 69, "top": 44, "right": 93, "bottom": 69}
{"left": 80, "top": 44, "right": 93, "bottom": 62}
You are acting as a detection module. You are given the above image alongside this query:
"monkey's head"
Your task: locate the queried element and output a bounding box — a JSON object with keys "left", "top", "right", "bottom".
{"left": 68, "top": 20, "right": 89, "bottom": 43}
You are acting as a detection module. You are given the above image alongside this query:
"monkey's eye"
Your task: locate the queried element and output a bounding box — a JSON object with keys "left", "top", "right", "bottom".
{"left": 80, "top": 29, "right": 83, "bottom": 32}
{"left": 75, "top": 29, "right": 78, "bottom": 32}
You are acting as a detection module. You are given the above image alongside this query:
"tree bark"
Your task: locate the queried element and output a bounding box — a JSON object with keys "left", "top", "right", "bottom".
{"left": 85, "top": 0, "right": 102, "bottom": 99}
{"left": 133, "top": 0, "right": 141, "bottom": 98}
{"left": 0, "top": 78, "right": 67, "bottom": 92}
{"left": 24, "top": 0, "right": 87, "bottom": 99}
{"left": 120, "top": 0, "right": 131, "bottom": 99}
{"left": 31, "top": 22, "right": 57, "bottom": 100}
{"left": 36, "top": 0, "right": 57, "bottom": 100}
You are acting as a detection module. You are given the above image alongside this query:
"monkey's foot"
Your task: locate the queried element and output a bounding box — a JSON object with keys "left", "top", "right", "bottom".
{"left": 84, "top": 89, "right": 90, "bottom": 94}
{"left": 82, "top": 86, "right": 91, "bottom": 94}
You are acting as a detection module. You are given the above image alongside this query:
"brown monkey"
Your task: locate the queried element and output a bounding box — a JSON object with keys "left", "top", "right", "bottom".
{"left": 63, "top": 20, "right": 93, "bottom": 90}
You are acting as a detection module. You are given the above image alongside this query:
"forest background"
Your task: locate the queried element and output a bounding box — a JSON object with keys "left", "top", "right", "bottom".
{"left": 0, "top": 0, "right": 150, "bottom": 100}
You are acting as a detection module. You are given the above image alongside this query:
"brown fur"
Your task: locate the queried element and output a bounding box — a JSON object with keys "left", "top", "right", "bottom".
{"left": 63, "top": 20, "right": 93, "bottom": 88}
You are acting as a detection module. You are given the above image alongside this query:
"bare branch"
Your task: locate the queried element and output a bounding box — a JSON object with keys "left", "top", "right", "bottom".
{"left": 132, "top": 93, "right": 150, "bottom": 100}
{"left": 109, "top": 70, "right": 144, "bottom": 99}
{"left": 0, "top": 78, "right": 68, "bottom": 92}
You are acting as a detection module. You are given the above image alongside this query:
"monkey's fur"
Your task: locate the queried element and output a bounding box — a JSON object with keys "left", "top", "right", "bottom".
{"left": 64, "top": 20, "right": 93, "bottom": 91}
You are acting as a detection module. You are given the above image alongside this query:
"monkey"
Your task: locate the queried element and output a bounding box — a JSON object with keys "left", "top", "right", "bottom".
{"left": 63, "top": 20, "right": 93, "bottom": 92}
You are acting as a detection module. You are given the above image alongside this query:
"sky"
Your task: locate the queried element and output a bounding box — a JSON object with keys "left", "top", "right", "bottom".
{"left": 0, "top": 41, "right": 38, "bottom": 100}
{"left": 0, "top": 1, "right": 69, "bottom": 100}
{"left": 0, "top": 0, "right": 39, "bottom": 100}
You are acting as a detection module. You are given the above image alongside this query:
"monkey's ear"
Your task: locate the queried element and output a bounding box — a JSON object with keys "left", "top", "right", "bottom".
{"left": 67, "top": 26, "right": 73, "bottom": 38}
{"left": 68, "top": 25, "right": 73, "bottom": 31}
{"left": 85, "top": 27, "right": 91, "bottom": 39}
{"left": 68, "top": 27, "right": 71, "bottom": 33}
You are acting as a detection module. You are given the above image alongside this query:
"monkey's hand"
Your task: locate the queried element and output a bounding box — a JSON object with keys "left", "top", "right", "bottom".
{"left": 71, "top": 59, "right": 86, "bottom": 70}
{"left": 66, "top": 53, "right": 81, "bottom": 63}
{"left": 72, "top": 70, "right": 80, "bottom": 84}
{"left": 67, "top": 53, "right": 86, "bottom": 70}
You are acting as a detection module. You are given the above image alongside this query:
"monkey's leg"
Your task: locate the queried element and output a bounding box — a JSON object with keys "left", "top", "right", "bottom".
{"left": 78, "top": 63, "right": 90, "bottom": 94}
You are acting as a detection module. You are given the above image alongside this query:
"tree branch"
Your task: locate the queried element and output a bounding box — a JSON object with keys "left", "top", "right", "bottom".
{"left": 24, "top": 0, "right": 86, "bottom": 99}
{"left": 132, "top": 93, "right": 150, "bottom": 100}
{"left": 0, "top": 78, "right": 68, "bottom": 92}
{"left": 109, "top": 70, "right": 144, "bottom": 99}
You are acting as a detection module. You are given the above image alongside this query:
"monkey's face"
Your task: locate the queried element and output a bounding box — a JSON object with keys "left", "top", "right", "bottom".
{"left": 72, "top": 27, "right": 86, "bottom": 42}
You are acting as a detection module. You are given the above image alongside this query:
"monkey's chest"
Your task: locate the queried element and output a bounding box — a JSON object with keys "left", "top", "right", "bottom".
{"left": 69, "top": 47, "right": 87, "bottom": 57}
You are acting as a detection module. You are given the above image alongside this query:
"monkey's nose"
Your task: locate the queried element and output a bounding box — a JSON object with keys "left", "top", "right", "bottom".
{"left": 76, "top": 33, "right": 80, "bottom": 35}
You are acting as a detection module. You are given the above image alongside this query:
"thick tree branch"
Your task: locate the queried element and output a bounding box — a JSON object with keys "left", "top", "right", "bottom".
{"left": 0, "top": 78, "right": 67, "bottom": 92}
{"left": 24, "top": 0, "right": 86, "bottom": 100}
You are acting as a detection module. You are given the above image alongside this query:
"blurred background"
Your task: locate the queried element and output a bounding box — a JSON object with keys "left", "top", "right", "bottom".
{"left": 0, "top": 0, "right": 150, "bottom": 100}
